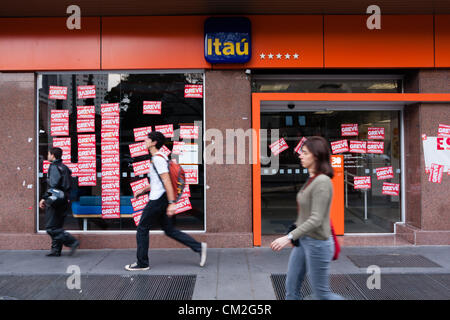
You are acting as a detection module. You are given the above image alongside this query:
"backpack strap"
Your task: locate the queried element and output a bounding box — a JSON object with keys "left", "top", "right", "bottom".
{"left": 151, "top": 154, "right": 169, "bottom": 188}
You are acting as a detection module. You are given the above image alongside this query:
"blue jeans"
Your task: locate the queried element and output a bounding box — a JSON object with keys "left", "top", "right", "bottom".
{"left": 136, "top": 193, "right": 201, "bottom": 268}
{"left": 285, "top": 236, "right": 344, "bottom": 300}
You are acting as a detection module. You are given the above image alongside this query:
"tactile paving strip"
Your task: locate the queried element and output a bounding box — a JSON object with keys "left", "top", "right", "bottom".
{"left": 346, "top": 254, "right": 442, "bottom": 268}
{"left": 0, "top": 274, "right": 196, "bottom": 300}
{"left": 271, "top": 273, "right": 450, "bottom": 300}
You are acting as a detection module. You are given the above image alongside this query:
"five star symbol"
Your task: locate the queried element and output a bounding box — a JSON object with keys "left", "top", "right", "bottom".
{"left": 258, "top": 52, "right": 300, "bottom": 61}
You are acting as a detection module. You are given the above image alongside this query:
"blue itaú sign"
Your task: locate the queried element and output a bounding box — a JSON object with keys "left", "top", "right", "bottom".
{"left": 204, "top": 17, "right": 251, "bottom": 64}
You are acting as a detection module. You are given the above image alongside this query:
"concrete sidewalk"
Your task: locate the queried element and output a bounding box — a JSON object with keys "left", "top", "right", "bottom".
{"left": 0, "top": 246, "right": 449, "bottom": 300}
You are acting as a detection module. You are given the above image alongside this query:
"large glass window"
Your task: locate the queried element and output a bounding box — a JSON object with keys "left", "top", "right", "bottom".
{"left": 38, "top": 72, "right": 205, "bottom": 232}
{"left": 260, "top": 109, "right": 402, "bottom": 234}
{"left": 254, "top": 75, "right": 403, "bottom": 234}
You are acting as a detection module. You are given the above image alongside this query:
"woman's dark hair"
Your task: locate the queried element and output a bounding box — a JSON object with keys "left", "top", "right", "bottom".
{"left": 302, "top": 136, "right": 334, "bottom": 178}
{"left": 49, "top": 147, "right": 63, "bottom": 160}
{"left": 147, "top": 131, "right": 166, "bottom": 149}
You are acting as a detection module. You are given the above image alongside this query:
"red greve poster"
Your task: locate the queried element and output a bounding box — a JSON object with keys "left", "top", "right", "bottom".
{"left": 101, "top": 103, "right": 120, "bottom": 118}
{"left": 101, "top": 178, "right": 120, "bottom": 194}
{"left": 155, "top": 124, "right": 174, "bottom": 138}
{"left": 354, "top": 176, "right": 371, "bottom": 189}
{"left": 101, "top": 103, "right": 121, "bottom": 219}
{"left": 101, "top": 154, "right": 119, "bottom": 168}
{"left": 102, "top": 192, "right": 120, "bottom": 206}
{"left": 78, "top": 135, "right": 96, "bottom": 186}
{"left": 101, "top": 117, "right": 120, "bottom": 130}
{"left": 77, "top": 85, "right": 96, "bottom": 99}
{"left": 101, "top": 141, "right": 120, "bottom": 155}
{"left": 51, "top": 122, "right": 69, "bottom": 137}
{"left": 130, "top": 178, "right": 150, "bottom": 196}
{"left": 341, "top": 124, "right": 358, "bottom": 136}
{"left": 49, "top": 86, "right": 67, "bottom": 100}
{"left": 78, "top": 147, "right": 96, "bottom": 161}
{"left": 78, "top": 174, "right": 97, "bottom": 186}
{"left": 367, "top": 141, "right": 384, "bottom": 154}
{"left": 376, "top": 166, "right": 394, "bottom": 180}
{"left": 184, "top": 84, "right": 203, "bottom": 98}
{"left": 382, "top": 182, "right": 400, "bottom": 196}
{"left": 331, "top": 140, "right": 349, "bottom": 154}
{"left": 132, "top": 160, "right": 151, "bottom": 176}
{"left": 143, "top": 101, "right": 162, "bottom": 115}
{"left": 269, "top": 138, "right": 289, "bottom": 156}
{"left": 132, "top": 211, "right": 143, "bottom": 226}
{"left": 77, "top": 105, "right": 96, "bottom": 133}
{"left": 102, "top": 204, "right": 120, "bottom": 219}
{"left": 131, "top": 194, "right": 149, "bottom": 211}
{"left": 78, "top": 134, "right": 96, "bottom": 148}
{"left": 50, "top": 110, "right": 69, "bottom": 136}
{"left": 77, "top": 161, "right": 96, "bottom": 175}
{"left": 51, "top": 110, "right": 69, "bottom": 123}
{"left": 175, "top": 197, "right": 193, "bottom": 214}
{"left": 129, "top": 142, "right": 149, "bottom": 158}
{"left": 181, "top": 165, "right": 199, "bottom": 184}
{"left": 368, "top": 127, "right": 385, "bottom": 140}
{"left": 77, "top": 105, "right": 95, "bottom": 119}
{"left": 429, "top": 163, "right": 444, "bottom": 184}
{"left": 77, "top": 118, "right": 95, "bottom": 133}
{"left": 101, "top": 129, "right": 119, "bottom": 140}
{"left": 349, "top": 140, "right": 367, "bottom": 153}
{"left": 180, "top": 126, "right": 199, "bottom": 139}
{"left": 133, "top": 126, "right": 152, "bottom": 141}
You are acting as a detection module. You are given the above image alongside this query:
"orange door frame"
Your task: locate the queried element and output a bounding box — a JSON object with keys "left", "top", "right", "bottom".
{"left": 252, "top": 92, "right": 450, "bottom": 246}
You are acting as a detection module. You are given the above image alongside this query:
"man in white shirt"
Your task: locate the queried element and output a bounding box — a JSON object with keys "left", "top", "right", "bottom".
{"left": 125, "top": 131, "right": 207, "bottom": 271}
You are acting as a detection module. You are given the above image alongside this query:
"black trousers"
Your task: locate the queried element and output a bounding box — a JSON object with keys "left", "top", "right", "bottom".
{"left": 136, "top": 193, "right": 201, "bottom": 268}
{"left": 45, "top": 202, "right": 77, "bottom": 253}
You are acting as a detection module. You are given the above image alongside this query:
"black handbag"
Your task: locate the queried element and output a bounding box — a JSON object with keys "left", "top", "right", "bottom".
{"left": 287, "top": 224, "right": 300, "bottom": 247}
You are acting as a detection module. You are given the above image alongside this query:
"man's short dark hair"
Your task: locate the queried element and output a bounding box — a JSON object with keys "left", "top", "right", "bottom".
{"left": 49, "top": 147, "right": 63, "bottom": 160}
{"left": 148, "top": 131, "right": 166, "bottom": 149}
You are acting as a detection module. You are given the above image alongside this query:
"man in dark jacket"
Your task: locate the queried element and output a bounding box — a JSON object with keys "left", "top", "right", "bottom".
{"left": 39, "top": 147, "right": 79, "bottom": 257}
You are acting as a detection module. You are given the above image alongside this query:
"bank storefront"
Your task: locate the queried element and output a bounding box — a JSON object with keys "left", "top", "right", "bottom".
{"left": 1, "top": 14, "right": 449, "bottom": 249}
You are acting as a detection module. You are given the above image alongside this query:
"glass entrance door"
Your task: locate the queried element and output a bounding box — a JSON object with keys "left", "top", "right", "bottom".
{"left": 260, "top": 109, "right": 402, "bottom": 234}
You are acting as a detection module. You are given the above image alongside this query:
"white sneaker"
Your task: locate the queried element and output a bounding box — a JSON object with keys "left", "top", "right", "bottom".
{"left": 125, "top": 262, "right": 150, "bottom": 271}
{"left": 199, "top": 242, "right": 207, "bottom": 267}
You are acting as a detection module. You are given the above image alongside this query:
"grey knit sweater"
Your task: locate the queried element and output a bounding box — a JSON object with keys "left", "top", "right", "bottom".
{"left": 290, "top": 174, "right": 333, "bottom": 241}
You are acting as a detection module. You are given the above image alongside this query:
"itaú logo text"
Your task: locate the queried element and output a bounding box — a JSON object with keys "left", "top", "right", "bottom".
{"left": 204, "top": 17, "right": 251, "bottom": 64}
{"left": 206, "top": 37, "right": 249, "bottom": 58}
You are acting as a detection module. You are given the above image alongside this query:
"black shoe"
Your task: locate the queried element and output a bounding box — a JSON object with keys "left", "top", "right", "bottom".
{"left": 69, "top": 240, "right": 80, "bottom": 256}
{"left": 125, "top": 263, "right": 150, "bottom": 271}
{"left": 46, "top": 251, "right": 61, "bottom": 257}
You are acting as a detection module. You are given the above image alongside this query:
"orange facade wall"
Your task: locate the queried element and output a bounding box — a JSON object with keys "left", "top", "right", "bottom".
{"left": 243, "top": 15, "right": 324, "bottom": 69}
{"left": 324, "top": 15, "right": 434, "bottom": 68}
{"left": 0, "top": 18, "right": 100, "bottom": 70}
{"left": 435, "top": 15, "right": 450, "bottom": 67}
{"left": 101, "top": 16, "right": 209, "bottom": 70}
{"left": 0, "top": 15, "right": 450, "bottom": 70}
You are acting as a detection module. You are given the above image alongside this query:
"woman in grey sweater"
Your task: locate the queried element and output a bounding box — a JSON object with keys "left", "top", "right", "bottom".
{"left": 271, "top": 136, "right": 343, "bottom": 300}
